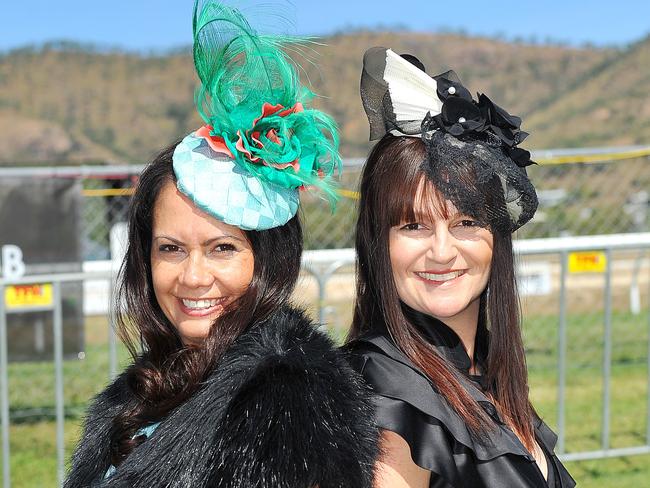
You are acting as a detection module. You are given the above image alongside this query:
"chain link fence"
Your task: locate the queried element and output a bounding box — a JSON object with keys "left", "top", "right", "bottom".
{"left": 77, "top": 147, "right": 650, "bottom": 259}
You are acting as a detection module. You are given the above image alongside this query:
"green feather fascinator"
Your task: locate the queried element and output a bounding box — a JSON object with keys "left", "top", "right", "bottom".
{"left": 173, "top": 0, "right": 341, "bottom": 231}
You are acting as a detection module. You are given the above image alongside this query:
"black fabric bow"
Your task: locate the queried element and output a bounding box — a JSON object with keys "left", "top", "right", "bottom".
{"left": 427, "top": 74, "right": 535, "bottom": 168}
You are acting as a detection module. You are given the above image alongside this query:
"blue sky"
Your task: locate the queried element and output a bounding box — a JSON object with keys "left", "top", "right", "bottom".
{"left": 2, "top": 0, "right": 649, "bottom": 52}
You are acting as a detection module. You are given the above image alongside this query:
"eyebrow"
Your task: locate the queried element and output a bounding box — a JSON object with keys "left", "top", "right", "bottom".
{"left": 153, "top": 234, "right": 247, "bottom": 246}
{"left": 404, "top": 209, "right": 472, "bottom": 224}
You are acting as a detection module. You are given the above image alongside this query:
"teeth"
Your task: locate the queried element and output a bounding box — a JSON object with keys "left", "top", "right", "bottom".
{"left": 416, "top": 270, "right": 464, "bottom": 282}
{"left": 181, "top": 298, "right": 220, "bottom": 309}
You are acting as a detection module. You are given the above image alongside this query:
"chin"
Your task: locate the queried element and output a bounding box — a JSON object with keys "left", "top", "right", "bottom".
{"left": 423, "top": 302, "right": 470, "bottom": 320}
{"left": 177, "top": 321, "right": 213, "bottom": 344}
{"left": 428, "top": 309, "right": 463, "bottom": 319}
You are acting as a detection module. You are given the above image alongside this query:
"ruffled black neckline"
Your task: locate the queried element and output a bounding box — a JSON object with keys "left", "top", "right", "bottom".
{"left": 351, "top": 306, "right": 573, "bottom": 487}
{"left": 400, "top": 304, "right": 489, "bottom": 390}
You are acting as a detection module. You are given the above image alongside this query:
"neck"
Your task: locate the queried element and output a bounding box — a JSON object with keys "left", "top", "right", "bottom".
{"left": 439, "top": 300, "right": 480, "bottom": 370}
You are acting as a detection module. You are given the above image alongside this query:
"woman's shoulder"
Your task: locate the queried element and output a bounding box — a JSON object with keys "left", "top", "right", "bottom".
{"left": 346, "top": 332, "right": 554, "bottom": 476}
{"left": 346, "top": 332, "right": 440, "bottom": 403}
{"left": 226, "top": 305, "right": 372, "bottom": 389}
{"left": 219, "top": 305, "right": 375, "bottom": 407}
{"left": 240, "top": 305, "right": 341, "bottom": 357}
{"left": 199, "top": 305, "right": 380, "bottom": 487}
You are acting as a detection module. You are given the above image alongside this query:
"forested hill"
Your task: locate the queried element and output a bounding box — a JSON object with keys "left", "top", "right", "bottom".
{"left": 1, "top": 31, "right": 648, "bottom": 165}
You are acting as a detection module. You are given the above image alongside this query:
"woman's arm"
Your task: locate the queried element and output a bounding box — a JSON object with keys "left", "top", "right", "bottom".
{"left": 375, "top": 430, "right": 431, "bottom": 488}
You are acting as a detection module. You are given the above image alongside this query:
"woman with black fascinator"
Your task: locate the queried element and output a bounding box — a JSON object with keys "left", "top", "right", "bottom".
{"left": 346, "top": 47, "right": 575, "bottom": 487}
{"left": 63, "top": 2, "right": 377, "bottom": 487}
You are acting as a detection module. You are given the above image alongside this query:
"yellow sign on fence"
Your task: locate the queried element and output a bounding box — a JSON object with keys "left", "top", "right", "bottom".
{"left": 4, "top": 283, "right": 53, "bottom": 310}
{"left": 568, "top": 251, "right": 607, "bottom": 273}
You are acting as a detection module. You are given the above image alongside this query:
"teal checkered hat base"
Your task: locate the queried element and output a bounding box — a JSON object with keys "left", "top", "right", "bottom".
{"left": 172, "top": 133, "right": 299, "bottom": 231}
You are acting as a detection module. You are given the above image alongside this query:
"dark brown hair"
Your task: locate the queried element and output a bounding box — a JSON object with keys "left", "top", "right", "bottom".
{"left": 347, "top": 135, "right": 535, "bottom": 449}
{"left": 110, "top": 143, "right": 303, "bottom": 465}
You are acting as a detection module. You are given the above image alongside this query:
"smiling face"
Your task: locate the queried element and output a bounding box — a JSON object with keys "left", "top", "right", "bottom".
{"left": 388, "top": 182, "right": 493, "bottom": 330}
{"left": 151, "top": 181, "right": 254, "bottom": 345}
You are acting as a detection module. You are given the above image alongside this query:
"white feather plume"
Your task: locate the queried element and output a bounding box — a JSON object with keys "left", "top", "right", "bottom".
{"left": 383, "top": 49, "right": 442, "bottom": 122}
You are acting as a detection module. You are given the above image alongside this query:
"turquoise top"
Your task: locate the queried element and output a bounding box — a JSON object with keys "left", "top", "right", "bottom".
{"left": 104, "top": 422, "right": 161, "bottom": 479}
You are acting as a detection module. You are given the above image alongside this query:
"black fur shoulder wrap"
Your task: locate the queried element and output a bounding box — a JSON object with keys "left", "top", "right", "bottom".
{"left": 65, "top": 307, "right": 378, "bottom": 487}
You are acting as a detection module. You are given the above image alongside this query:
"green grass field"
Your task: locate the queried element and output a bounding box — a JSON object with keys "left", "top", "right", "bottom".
{"left": 1, "top": 310, "right": 649, "bottom": 487}
{"left": 523, "top": 310, "right": 650, "bottom": 487}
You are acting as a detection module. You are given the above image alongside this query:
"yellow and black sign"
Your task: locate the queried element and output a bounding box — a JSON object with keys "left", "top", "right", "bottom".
{"left": 568, "top": 251, "right": 607, "bottom": 273}
{"left": 4, "top": 283, "right": 54, "bottom": 310}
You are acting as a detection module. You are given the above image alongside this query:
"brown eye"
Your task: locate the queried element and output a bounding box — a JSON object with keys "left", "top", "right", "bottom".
{"left": 214, "top": 243, "right": 237, "bottom": 253}
{"left": 159, "top": 244, "right": 181, "bottom": 253}
{"left": 401, "top": 223, "right": 422, "bottom": 231}
{"left": 459, "top": 219, "right": 479, "bottom": 227}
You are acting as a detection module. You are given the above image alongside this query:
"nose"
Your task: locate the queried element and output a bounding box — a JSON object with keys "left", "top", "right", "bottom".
{"left": 179, "top": 252, "right": 214, "bottom": 288}
{"left": 427, "top": 226, "right": 458, "bottom": 264}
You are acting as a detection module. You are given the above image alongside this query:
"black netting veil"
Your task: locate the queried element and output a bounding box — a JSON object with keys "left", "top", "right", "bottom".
{"left": 420, "top": 131, "right": 538, "bottom": 233}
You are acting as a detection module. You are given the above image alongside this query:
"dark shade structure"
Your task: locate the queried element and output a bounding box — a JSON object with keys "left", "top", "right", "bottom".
{"left": 0, "top": 177, "right": 84, "bottom": 361}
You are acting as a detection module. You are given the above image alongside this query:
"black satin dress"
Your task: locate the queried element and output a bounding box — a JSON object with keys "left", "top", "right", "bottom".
{"left": 347, "top": 309, "right": 575, "bottom": 488}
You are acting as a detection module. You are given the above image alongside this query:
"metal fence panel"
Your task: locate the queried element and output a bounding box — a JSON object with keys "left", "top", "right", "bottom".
{"left": 1, "top": 236, "right": 650, "bottom": 484}
{"left": 1, "top": 147, "right": 650, "bottom": 484}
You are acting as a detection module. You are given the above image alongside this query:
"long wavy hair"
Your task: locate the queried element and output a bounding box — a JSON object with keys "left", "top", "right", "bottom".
{"left": 110, "top": 143, "right": 303, "bottom": 465}
{"left": 347, "top": 135, "right": 536, "bottom": 450}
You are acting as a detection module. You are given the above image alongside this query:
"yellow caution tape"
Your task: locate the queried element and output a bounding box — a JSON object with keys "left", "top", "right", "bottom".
{"left": 535, "top": 147, "right": 650, "bottom": 165}
{"left": 82, "top": 188, "right": 135, "bottom": 197}
{"left": 85, "top": 186, "right": 364, "bottom": 200}
{"left": 337, "top": 188, "right": 360, "bottom": 200}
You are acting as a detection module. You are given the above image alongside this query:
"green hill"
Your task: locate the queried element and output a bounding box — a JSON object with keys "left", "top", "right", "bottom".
{"left": 525, "top": 34, "right": 650, "bottom": 148}
{"left": 0, "top": 32, "right": 640, "bottom": 165}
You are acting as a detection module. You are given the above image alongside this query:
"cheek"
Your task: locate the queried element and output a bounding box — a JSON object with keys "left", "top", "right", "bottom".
{"left": 465, "top": 230, "right": 493, "bottom": 268}
{"left": 388, "top": 235, "right": 406, "bottom": 274}
{"left": 150, "top": 262, "right": 178, "bottom": 324}
{"left": 216, "top": 255, "right": 254, "bottom": 293}
{"left": 389, "top": 239, "right": 422, "bottom": 277}
{"left": 389, "top": 244, "right": 416, "bottom": 299}
{"left": 232, "top": 268, "right": 253, "bottom": 292}
{"left": 151, "top": 259, "right": 174, "bottom": 294}
{"left": 478, "top": 244, "right": 494, "bottom": 272}
{"left": 468, "top": 240, "right": 493, "bottom": 288}
{"left": 388, "top": 248, "right": 404, "bottom": 288}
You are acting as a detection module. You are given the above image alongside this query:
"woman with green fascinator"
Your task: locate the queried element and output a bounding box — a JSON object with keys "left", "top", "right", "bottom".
{"left": 64, "top": 2, "right": 377, "bottom": 486}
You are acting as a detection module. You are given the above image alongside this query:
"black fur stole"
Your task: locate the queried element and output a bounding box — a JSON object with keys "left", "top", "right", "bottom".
{"left": 64, "top": 307, "right": 378, "bottom": 487}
